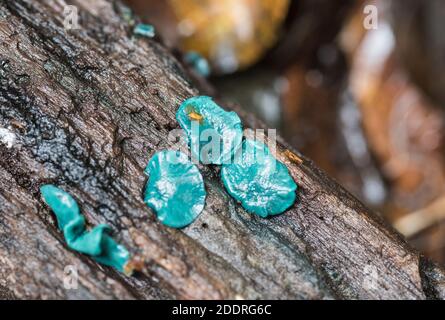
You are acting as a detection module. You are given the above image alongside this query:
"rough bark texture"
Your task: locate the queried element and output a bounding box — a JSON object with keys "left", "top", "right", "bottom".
{"left": 0, "top": 0, "right": 444, "bottom": 300}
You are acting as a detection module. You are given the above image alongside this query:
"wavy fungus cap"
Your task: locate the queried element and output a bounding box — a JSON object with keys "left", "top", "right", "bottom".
{"left": 176, "top": 96, "right": 243, "bottom": 165}
{"left": 221, "top": 139, "right": 297, "bottom": 217}
{"left": 144, "top": 150, "right": 206, "bottom": 228}
{"left": 40, "top": 185, "right": 130, "bottom": 273}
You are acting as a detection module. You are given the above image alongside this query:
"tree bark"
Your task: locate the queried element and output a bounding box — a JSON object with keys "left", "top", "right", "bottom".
{"left": 0, "top": 0, "right": 444, "bottom": 300}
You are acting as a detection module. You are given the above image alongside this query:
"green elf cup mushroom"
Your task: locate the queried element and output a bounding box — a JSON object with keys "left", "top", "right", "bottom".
{"left": 221, "top": 139, "right": 297, "bottom": 217}
{"left": 185, "top": 52, "right": 211, "bottom": 78}
{"left": 144, "top": 150, "right": 206, "bottom": 228}
{"left": 133, "top": 23, "right": 155, "bottom": 38}
{"left": 176, "top": 96, "right": 243, "bottom": 165}
{"left": 40, "top": 185, "right": 131, "bottom": 274}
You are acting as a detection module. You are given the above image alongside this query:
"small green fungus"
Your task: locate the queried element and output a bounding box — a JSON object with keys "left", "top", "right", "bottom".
{"left": 40, "top": 185, "right": 131, "bottom": 274}
{"left": 176, "top": 96, "right": 243, "bottom": 165}
{"left": 221, "top": 140, "right": 297, "bottom": 217}
{"left": 185, "top": 52, "right": 211, "bottom": 78}
{"left": 133, "top": 23, "right": 155, "bottom": 38}
{"left": 144, "top": 150, "right": 206, "bottom": 229}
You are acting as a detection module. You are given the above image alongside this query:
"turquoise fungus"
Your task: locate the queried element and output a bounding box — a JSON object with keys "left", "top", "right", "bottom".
{"left": 221, "top": 139, "right": 297, "bottom": 218}
{"left": 176, "top": 96, "right": 243, "bottom": 165}
{"left": 40, "top": 185, "right": 132, "bottom": 274}
{"left": 185, "top": 51, "right": 211, "bottom": 77}
{"left": 144, "top": 150, "right": 206, "bottom": 228}
{"left": 144, "top": 96, "right": 298, "bottom": 229}
{"left": 133, "top": 23, "right": 155, "bottom": 38}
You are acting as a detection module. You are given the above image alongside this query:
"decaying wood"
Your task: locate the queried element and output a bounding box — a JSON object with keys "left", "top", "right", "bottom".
{"left": 0, "top": 0, "right": 444, "bottom": 300}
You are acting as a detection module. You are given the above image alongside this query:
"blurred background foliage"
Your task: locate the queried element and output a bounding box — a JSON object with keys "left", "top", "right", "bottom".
{"left": 125, "top": 0, "right": 445, "bottom": 264}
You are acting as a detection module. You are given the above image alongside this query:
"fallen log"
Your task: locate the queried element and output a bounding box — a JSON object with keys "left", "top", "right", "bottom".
{"left": 0, "top": 0, "right": 444, "bottom": 299}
